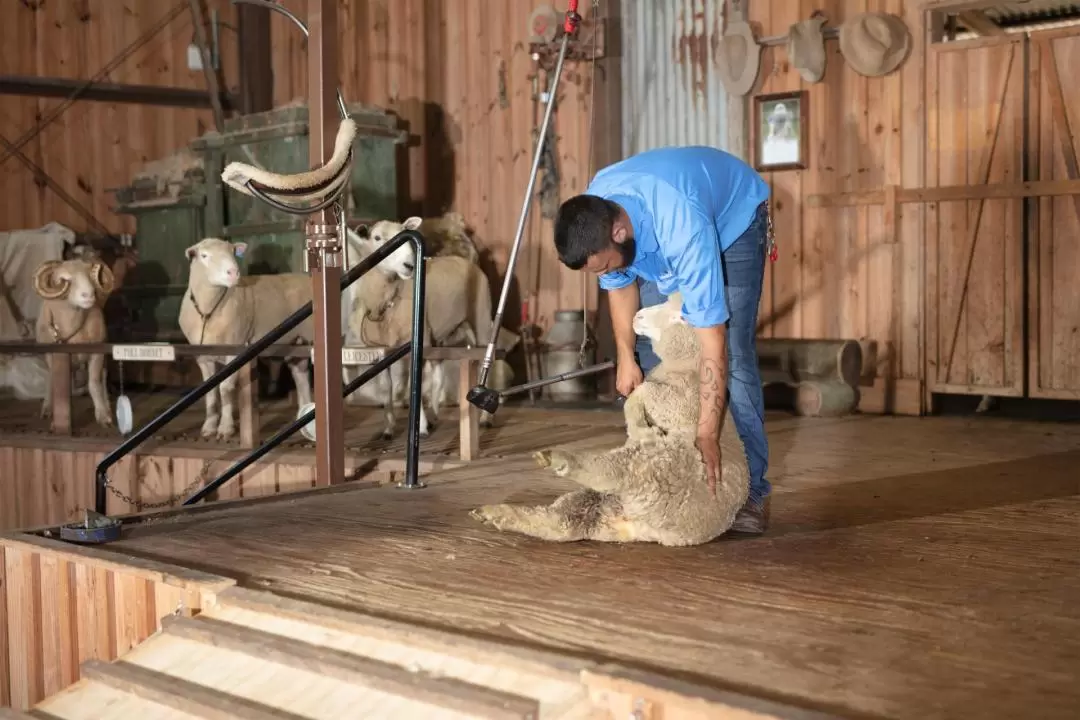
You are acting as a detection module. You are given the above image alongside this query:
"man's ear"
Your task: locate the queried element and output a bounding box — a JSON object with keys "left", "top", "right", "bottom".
{"left": 612, "top": 223, "right": 628, "bottom": 245}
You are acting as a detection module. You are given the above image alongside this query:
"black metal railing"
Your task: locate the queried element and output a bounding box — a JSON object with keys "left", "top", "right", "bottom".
{"left": 93, "top": 228, "right": 428, "bottom": 514}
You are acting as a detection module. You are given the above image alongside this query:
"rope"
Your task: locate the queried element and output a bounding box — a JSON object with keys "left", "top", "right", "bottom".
{"left": 578, "top": 0, "right": 601, "bottom": 368}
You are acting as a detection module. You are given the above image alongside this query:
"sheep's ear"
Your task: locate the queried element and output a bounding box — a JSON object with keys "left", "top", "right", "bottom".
{"left": 185, "top": 244, "right": 200, "bottom": 260}
{"left": 403, "top": 216, "right": 423, "bottom": 231}
{"left": 232, "top": 242, "right": 248, "bottom": 258}
{"left": 354, "top": 224, "right": 370, "bottom": 239}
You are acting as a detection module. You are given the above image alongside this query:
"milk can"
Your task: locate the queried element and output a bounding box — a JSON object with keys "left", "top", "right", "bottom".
{"left": 541, "top": 310, "right": 597, "bottom": 401}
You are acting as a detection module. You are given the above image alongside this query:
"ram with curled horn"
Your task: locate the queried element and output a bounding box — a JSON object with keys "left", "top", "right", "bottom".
{"left": 32, "top": 258, "right": 118, "bottom": 429}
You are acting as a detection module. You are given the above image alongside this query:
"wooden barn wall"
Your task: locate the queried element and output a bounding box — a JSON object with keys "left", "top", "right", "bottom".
{"left": 0, "top": 0, "right": 603, "bottom": 340}
{"left": 0, "top": 534, "right": 234, "bottom": 710}
{"left": 0, "top": 0, "right": 240, "bottom": 236}
{"left": 749, "top": 0, "right": 925, "bottom": 414}
{"left": 267, "top": 0, "right": 603, "bottom": 333}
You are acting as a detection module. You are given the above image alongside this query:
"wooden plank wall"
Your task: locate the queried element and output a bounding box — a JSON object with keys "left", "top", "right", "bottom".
{"left": 0, "top": 443, "right": 344, "bottom": 532}
{"left": 0, "top": 535, "right": 234, "bottom": 710}
{"left": 267, "top": 0, "right": 601, "bottom": 333}
{"left": 749, "top": 0, "right": 925, "bottom": 414}
{"left": 0, "top": 0, "right": 239, "bottom": 236}
{"left": 0, "top": 0, "right": 601, "bottom": 337}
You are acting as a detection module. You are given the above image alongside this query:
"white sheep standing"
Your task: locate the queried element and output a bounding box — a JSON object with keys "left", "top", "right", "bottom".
{"left": 470, "top": 293, "right": 750, "bottom": 547}
{"left": 347, "top": 221, "right": 497, "bottom": 438}
{"left": 32, "top": 258, "right": 116, "bottom": 428}
{"left": 178, "top": 237, "right": 316, "bottom": 441}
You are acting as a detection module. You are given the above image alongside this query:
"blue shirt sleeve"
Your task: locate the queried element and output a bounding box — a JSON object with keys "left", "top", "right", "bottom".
{"left": 655, "top": 193, "right": 728, "bottom": 328}
{"left": 598, "top": 269, "right": 635, "bottom": 291}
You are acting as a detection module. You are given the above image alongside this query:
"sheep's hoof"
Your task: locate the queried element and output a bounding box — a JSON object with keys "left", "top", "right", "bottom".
{"left": 95, "top": 413, "right": 114, "bottom": 428}
{"left": 380, "top": 429, "right": 394, "bottom": 441}
{"left": 533, "top": 449, "right": 552, "bottom": 469}
{"left": 216, "top": 425, "right": 236, "bottom": 441}
{"left": 201, "top": 421, "right": 219, "bottom": 438}
{"left": 470, "top": 505, "right": 509, "bottom": 529}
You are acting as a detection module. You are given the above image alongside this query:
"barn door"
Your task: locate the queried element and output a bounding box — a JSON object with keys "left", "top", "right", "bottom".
{"left": 925, "top": 35, "right": 1026, "bottom": 397}
{"left": 1027, "top": 27, "right": 1080, "bottom": 400}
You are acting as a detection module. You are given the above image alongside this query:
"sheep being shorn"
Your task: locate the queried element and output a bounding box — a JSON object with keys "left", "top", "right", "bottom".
{"left": 471, "top": 293, "right": 750, "bottom": 547}
{"left": 179, "top": 237, "right": 316, "bottom": 440}
{"left": 348, "top": 227, "right": 496, "bottom": 437}
{"left": 33, "top": 258, "right": 116, "bottom": 428}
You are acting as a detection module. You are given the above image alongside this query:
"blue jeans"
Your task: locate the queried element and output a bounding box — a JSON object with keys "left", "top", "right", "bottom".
{"left": 634, "top": 201, "right": 771, "bottom": 504}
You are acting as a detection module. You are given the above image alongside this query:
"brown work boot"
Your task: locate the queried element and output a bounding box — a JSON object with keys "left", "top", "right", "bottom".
{"left": 728, "top": 496, "right": 770, "bottom": 536}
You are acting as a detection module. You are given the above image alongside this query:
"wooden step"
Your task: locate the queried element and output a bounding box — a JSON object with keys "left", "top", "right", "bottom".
{"left": 160, "top": 614, "right": 541, "bottom": 720}
{"left": 205, "top": 586, "right": 591, "bottom": 715}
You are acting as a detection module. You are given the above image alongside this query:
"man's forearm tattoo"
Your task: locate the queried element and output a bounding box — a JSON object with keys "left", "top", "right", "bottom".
{"left": 698, "top": 357, "right": 726, "bottom": 436}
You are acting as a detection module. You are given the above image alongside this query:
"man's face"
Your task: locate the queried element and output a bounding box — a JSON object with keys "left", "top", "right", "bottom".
{"left": 582, "top": 218, "right": 635, "bottom": 275}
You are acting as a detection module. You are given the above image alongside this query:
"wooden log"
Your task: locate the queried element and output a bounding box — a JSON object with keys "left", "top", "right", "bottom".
{"left": 757, "top": 338, "right": 863, "bottom": 387}
{"left": 795, "top": 380, "right": 859, "bottom": 417}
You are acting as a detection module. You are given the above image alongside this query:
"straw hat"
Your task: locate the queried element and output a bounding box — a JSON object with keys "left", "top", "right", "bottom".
{"left": 717, "top": 15, "right": 762, "bottom": 96}
{"left": 787, "top": 14, "right": 828, "bottom": 84}
{"left": 839, "top": 11, "right": 912, "bottom": 77}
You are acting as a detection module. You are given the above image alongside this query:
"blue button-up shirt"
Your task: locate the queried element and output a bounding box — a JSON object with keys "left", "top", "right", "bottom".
{"left": 587, "top": 146, "right": 770, "bottom": 327}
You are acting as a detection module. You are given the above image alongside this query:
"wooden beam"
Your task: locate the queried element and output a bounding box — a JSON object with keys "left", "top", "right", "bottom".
{"left": 805, "top": 178, "right": 1080, "bottom": 208}
{"left": 161, "top": 615, "right": 540, "bottom": 719}
{"left": 80, "top": 659, "right": 303, "bottom": 720}
{"left": 958, "top": 10, "right": 1004, "bottom": 37}
{"left": 305, "top": 0, "right": 345, "bottom": 488}
{"left": 237, "top": 1, "right": 274, "bottom": 114}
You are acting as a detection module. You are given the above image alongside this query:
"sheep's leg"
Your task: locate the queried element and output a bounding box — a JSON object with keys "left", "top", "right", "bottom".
{"left": 471, "top": 490, "right": 599, "bottom": 542}
{"left": 196, "top": 358, "right": 221, "bottom": 437}
{"left": 533, "top": 447, "right": 628, "bottom": 494}
{"left": 623, "top": 388, "right": 662, "bottom": 444}
{"left": 423, "top": 360, "right": 445, "bottom": 430}
{"left": 380, "top": 362, "right": 397, "bottom": 440}
{"left": 387, "top": 359, "right": 431, "bottom": 438}
{"left": 216, "top": 355, "right": 239, "bottom": 440}
{"left": 87, "top": 353, "right": 113, "bottom": 428}
{"left": 286, "top": 358, "right": 313, "bottom": 408}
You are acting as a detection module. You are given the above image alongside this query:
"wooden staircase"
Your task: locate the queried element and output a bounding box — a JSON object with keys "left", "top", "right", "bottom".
{"left": 12, "top": 586, "right": 605, "bottom": 720}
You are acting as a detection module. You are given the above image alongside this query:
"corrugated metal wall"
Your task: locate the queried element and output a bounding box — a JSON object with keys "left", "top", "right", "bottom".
{"left": 621, "top": 0, "right": 730, "bottom": 156}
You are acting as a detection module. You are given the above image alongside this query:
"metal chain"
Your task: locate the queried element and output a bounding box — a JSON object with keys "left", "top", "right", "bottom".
{"left": 104, "top": 457, "right": 214, "bottom": 511}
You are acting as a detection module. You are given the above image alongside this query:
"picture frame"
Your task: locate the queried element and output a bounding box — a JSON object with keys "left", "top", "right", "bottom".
{"left": 753, "top": 90, "right": 808, "bottom": 172}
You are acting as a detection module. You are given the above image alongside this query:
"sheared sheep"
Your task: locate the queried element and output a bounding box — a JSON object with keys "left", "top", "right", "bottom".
{"left": 179, "top": 237, "right": 315, "bottom": 441}
{"left": 347, "top": 223, "right": 497, "bottom": 437}
{"left": 470, "top": 293, "right": 750, "bottom": 547}
{"left": 33, "top": 258, "right": 116, "bottom": 428}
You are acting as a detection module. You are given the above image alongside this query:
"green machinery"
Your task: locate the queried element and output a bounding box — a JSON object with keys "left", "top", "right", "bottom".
{"left": 111, "top": 102, "right": 407, "bottom": 341}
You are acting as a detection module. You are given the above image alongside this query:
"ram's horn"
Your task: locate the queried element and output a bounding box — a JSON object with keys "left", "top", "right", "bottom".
{"left": 33, "top": 261, "right": 69, "bottom": 300}
{"left": 90, "top": 260, "right": 116, "bottom": 296}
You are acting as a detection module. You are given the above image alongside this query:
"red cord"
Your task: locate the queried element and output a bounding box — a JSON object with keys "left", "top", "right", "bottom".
{"left": 564, "top": 0, "right": 581, "bottom": 34}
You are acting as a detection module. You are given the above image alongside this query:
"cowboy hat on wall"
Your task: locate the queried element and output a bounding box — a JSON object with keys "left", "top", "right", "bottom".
{"left": 787, "top": 12, "right": 828, "bottom": 84}
{"left": 839, "top": 11, "right": 912, "bottom": 77}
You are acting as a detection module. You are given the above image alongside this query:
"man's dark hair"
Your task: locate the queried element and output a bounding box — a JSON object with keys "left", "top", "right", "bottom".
{"left": 554, "top": 194, "right": 621, "bottom": 270}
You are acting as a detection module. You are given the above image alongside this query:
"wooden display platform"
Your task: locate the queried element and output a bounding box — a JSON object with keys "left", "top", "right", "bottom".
{"left": 0, "top": 403, "right": 629, "bottom": 532}
{"left": 2, "top": 413, "right": 1080, "bottom": 718}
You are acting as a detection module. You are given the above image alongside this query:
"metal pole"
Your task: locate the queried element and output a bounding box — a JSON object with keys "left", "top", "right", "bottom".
{"left": 305, "top": 0, "right": 345, "bottom": 488}
{"left": 477, "top": 30, "right": 573, "bottom": 388}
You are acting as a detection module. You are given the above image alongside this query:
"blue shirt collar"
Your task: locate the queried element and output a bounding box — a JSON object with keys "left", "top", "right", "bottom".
{"left": 607, "top": 193, "right": 657, "bottom": 262}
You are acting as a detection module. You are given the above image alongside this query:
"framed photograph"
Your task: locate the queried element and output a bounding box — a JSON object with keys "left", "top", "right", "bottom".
{"left": 753, "top": 91, "right": 808, "bottom": 172}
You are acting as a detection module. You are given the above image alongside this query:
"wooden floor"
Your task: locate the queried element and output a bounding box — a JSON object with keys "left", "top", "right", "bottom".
{"left": 64, "top": 411, "right": 1080, "bottom": 720}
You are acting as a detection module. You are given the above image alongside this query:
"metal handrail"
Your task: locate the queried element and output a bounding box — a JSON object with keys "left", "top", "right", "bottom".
{"left": 93, "top": 228, "right": 428, "bottom": 514}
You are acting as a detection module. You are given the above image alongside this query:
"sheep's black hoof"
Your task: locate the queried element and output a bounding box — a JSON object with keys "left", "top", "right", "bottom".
{"left": 380, "top": 430, "right": 394, "bottom": 441}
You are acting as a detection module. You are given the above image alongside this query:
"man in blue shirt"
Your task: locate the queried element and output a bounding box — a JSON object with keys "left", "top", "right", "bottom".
{"left": 553, "top": 145, "right": 772, "bottom": 535}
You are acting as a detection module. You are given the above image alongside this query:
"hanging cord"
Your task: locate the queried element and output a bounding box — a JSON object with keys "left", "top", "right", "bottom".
{"left": 577, "top": 0, "right": 601, "bottom": 369}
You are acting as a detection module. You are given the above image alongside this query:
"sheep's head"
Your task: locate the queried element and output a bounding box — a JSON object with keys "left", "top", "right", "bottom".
{"left": 632, "top": 292, "right": 700, "bottom": 363}
{"left": 350, "top": 216, "right": 419, "bottom": 280}
{"left": 33, "top": 259, "right": 115, "bottom": 309}
{"left": 185, "top": 237, "right": 246, "bottom": 288}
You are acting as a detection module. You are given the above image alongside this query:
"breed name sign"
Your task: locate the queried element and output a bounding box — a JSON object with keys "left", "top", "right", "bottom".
{"left": 309, "top": 346, "right": 386, "bottom": 366}
{"left": 111, "top": 344, "right": 177, "bottom": 362}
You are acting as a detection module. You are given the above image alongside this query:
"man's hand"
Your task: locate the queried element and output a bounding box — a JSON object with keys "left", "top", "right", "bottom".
{"left": 695, "top": 435, "right": 721, "bottom": 496}
{"left": 616, "top": 359, "right": 644, "bottom": 397}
